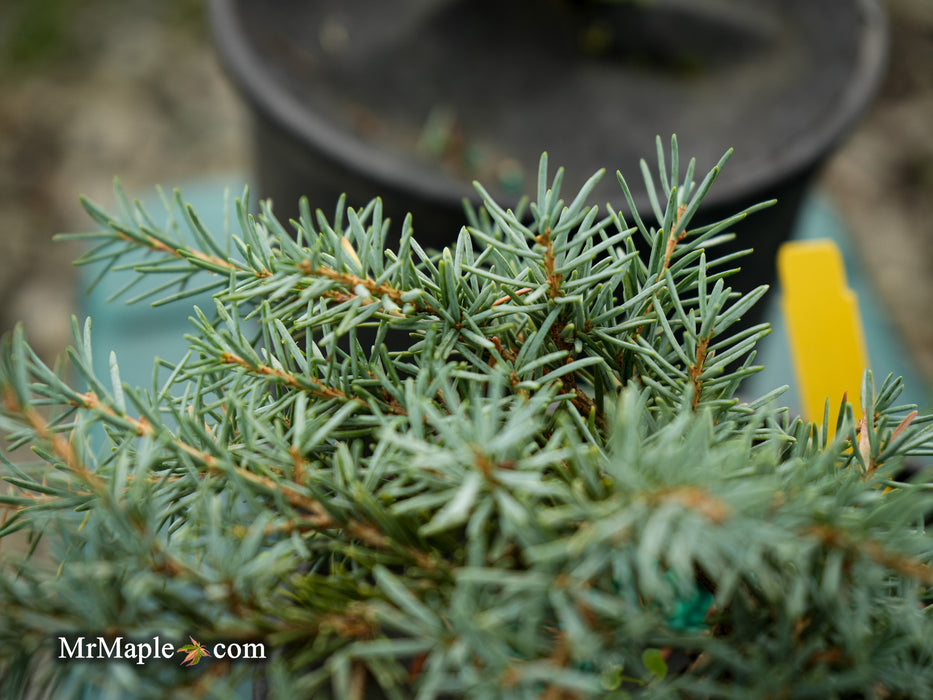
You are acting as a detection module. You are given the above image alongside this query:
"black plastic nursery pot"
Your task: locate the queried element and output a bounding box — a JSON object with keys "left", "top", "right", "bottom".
{"left": 209, "top": 0, "right": 887, "bottom": 302}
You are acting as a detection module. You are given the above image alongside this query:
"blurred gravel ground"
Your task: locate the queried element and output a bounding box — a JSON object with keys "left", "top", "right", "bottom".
{"left": 0, "top": 0, "right": 249, "bottom": 361}
{"left": 0, "top": 0, "right": 931, "bottom": 388}
{"left": 820, "top": 0, "right": 933, "bottom": 387}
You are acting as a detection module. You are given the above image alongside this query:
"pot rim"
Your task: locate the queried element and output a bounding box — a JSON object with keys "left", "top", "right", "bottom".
{"left": 207, "top": 0, "right": 888, "bottom": 211}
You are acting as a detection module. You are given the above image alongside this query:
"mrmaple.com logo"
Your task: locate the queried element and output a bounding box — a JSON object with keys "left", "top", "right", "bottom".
{"left": 57, "top": 635, "right": 266, "bottom": 666}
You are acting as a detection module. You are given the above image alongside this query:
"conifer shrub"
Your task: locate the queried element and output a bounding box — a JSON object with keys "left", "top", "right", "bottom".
{"left": 1, "top": 138, "right": 932, "bottom": 698}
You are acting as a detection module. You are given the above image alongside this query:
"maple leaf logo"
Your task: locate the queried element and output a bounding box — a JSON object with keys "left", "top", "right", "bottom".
{"left": 177, "top": 636, "right": 211, "bottom": 667}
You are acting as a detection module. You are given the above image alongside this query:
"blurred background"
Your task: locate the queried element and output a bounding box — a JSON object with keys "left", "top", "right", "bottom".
{"left": 0, "top": 0, "right": 931, "bottom": 392}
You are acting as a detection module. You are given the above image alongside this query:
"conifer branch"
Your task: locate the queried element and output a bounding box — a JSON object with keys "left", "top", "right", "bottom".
{"left": 2, "top": 144, "right": 932, "bottom": 698}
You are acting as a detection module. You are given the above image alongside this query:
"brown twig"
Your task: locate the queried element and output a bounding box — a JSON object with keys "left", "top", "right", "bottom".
{"left": 688, "top": 336, "right": 710, "bottom": 411}
{"left": 808, "top": 524, "right": 933, "bottom": 585}
{"left": 535, "top": 228, "right": 563, "bottom": 300}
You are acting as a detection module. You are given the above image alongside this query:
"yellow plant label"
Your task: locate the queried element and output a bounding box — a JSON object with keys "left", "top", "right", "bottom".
{"left": 778, "top": 239, "right": 868, "bottom": 428}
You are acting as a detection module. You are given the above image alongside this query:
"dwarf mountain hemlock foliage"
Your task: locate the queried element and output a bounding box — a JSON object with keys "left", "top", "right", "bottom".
{"left": 1, "top": 138, "right": 933, "bottom": 699}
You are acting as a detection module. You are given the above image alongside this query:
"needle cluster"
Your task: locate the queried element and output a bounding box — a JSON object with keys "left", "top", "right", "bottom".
{"left": 2, "top": 138, "right": 932, "bottom": 699}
